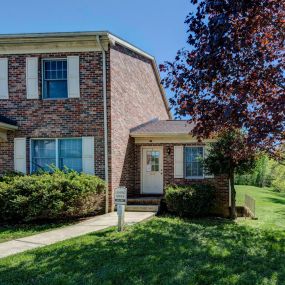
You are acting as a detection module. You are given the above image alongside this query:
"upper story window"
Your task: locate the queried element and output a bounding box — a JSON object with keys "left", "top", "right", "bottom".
{"left": 43, "top": 59, "right": 68, "bottom": 99}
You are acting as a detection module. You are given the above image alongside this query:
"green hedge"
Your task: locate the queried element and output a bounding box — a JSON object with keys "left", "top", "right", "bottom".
{"left": 0, "top": 170, "right": 106, "bottom": 223}
{"left": 165, "top": 184, "right": 216, "bottom": 217}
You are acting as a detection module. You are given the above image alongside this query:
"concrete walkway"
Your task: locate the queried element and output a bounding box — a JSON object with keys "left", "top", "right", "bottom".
{"left": 0, "top": 211, "right": 155, "bottom": 259}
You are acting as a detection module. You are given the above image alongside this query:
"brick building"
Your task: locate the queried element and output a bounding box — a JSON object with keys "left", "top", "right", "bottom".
{"left": 0, "top": 31, "right": 230, "bottom": 216}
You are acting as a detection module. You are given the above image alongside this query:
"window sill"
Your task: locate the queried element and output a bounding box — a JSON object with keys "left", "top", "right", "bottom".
{"left": 42, "top": 97, "right": 70, "bottom": 100}
{"left": 184, "top": 176, "right": 205, "bottom": 180}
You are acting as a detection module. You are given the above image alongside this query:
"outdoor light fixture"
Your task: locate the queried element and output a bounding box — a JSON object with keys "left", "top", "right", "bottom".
{"left": 167, "top": 147, "right": 171, "bottom": 155}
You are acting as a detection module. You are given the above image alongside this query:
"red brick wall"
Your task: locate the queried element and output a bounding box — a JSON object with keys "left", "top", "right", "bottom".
{"left": 0, "top": 52, "right": 109, "bottom": 179}
{"left": 0, "top": 46, "right": 172, "bottom": 214}
{"left": 109, "top": 44, "right": 170, "bottom": 210}
{"left": 0, "top": 134, "right": 14, "bottom": 172}
{"left": 134, "top": 143, "right": 230, "bottom": 217}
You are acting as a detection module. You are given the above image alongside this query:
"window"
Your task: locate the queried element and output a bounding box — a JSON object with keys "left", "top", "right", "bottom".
{"left": 184, "top": 147, "right": 204, "bottom": 178}
{"left": 43, "top": 59, "right": 67, "bottom": 99}
{"left": 146, "top": 151, "right": 160, "bottom": 172}
{"left": 31, "top": 140, "right": 56, "bottom": 172}
{"left": 31, "top": 138, "right": 82, "bottom": 173}
{"left": 59, "top": 139, "right": 82, "bottom": 172}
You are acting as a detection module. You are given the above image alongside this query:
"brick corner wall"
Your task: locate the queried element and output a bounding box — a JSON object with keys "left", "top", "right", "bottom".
{"left": 109, "top": 43, "right": 170, "bottom": 210}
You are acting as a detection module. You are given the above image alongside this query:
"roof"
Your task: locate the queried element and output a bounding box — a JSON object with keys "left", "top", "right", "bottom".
{"left": 0, "top": 31, "right": 171, "bottom": 119}
{"left": 130, "top": 120, "right": 195, "bottom": 137}
{"left": 0, "top": 115, "right": 17, "bottom": 126}
{"left": 0, "top": 31, "right": 152, "bottom": 59}
{"left": 0, "top": 115, "right": 18, "bottom": 130}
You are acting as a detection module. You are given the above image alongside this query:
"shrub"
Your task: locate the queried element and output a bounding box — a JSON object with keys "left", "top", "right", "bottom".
{"left": 0, "top": 171, "right": 24, "bottom": 183}
{"left": 0, "top": 169, "right": 106, "bottom": 223}
{"left": 165, "top": 184, "right": 216, "bottom": 217}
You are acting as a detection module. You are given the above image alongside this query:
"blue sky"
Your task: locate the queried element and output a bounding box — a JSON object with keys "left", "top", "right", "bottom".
{"left": 0, "top": 0, "right": 191, "bottom": 67}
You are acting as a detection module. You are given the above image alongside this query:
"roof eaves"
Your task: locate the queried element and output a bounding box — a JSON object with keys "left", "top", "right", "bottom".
{"left": 0, "top": 31, "right": 109, "bottom": 39}
{"left": 0, "top": 122, "right": 18, "bottom": 131}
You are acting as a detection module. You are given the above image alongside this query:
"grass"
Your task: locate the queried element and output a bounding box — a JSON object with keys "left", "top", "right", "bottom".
{"left": 0, "top": 217, "right": 285, "bottom": 285}
{"left": 0, "top": 221, "right": 73, "bottom": 243}
{"left": 0, "top": 185, "right": 284, "bottom": 285}
{"left": 236, "top": 185, "right": 285, "bottom": 230}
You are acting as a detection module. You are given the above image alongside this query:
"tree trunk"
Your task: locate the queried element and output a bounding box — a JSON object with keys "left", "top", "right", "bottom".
{"left": 230, "top": 170, "right": 237, "bottom": 219}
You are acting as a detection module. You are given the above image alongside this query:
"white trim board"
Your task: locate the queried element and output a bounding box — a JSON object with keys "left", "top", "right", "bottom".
{"left": 0, "top": 122, "right": 18, "bottom": 131}
{"left": 134, "top": 136, "right": 215, "bottom": 144}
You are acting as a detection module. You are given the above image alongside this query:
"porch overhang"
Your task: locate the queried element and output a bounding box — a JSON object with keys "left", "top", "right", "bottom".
{"left": 0, "top": 116, "right": 18, "bottom": 142}
{"left": 130, "top": 133, "right": 215, "bottom": 144}
{"left": 130, "top": 120, "right": 215, "bottom": 144}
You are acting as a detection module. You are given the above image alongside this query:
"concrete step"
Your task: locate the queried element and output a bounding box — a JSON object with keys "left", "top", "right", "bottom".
{"left": 128, "top": 197, "right": 162, "bottom": 206}
{"left": 125, "top": 205, "right": 159, "bottom": 212}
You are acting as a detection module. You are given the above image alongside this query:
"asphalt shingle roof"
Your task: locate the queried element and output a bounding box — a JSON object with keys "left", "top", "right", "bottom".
{"left": 0, "top": 115, "right": 17, "bottom": 126}
{"left": 130, "top": 120, "right": 195, "bottom": 136}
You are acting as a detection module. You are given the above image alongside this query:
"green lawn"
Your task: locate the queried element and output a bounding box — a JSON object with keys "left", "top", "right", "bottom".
{"left": 0, "top": 222, "right": 73, "bottom": 243}
{"left": 236, "top": 185, "right": 285, "bottom": 230}
{"left": 0, "top": 186, "right": 284, "bottom": 285}
{"left": 0, "top": 217, "right": 285, "bottom": 285}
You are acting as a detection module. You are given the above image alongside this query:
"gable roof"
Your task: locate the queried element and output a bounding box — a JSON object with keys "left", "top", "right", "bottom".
{"left": 0, "top": 31, "right": 172, "bottom": 119}
{"left": 130, "top": 120, "right": 195, "bottom": 137}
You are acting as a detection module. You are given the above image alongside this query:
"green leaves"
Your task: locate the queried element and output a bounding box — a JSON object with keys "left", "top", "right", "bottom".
{"left": 165, "top": 184, "right": 216, "bottom": 217}
{"left": 0, "top": 170, "right": 106, "bottom": 223}
{"left": 204, "top": 129, "right": 257, "bottom": 176}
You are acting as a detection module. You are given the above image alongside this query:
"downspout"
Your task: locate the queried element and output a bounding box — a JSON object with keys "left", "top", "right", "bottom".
{"left": 96, "top": 35, "right": 109, "bottom": 213}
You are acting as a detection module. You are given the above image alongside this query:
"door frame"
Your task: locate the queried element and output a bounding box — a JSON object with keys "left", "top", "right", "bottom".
{"left": 140, "top": 146, "right": 164, "bottom": 194}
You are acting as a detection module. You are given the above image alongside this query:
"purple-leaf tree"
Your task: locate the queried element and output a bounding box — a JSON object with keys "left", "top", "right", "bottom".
{"left": 160, "top": 0, "right": 284, "bottom": 218}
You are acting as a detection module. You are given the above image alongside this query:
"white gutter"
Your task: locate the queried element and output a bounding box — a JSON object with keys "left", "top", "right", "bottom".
{"left": 96, "top": 35, "right": 109, "bottom": 214}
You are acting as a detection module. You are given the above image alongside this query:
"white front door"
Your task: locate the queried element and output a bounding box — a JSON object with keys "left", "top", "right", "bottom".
{"left": 142, "top": 147, "right": 163, "bottom": 194}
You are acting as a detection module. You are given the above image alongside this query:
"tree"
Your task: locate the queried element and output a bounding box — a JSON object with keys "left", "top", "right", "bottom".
{"left": 204, "top": 129, "right": 257, "bottom": 218}
{"left": 160, "top": 0, "right": 284, "bottom": 217}
{"left": 235, "top": 154, "right": 273, "bottom": 187}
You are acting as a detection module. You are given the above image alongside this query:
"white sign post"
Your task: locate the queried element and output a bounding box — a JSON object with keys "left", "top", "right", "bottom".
{"left": 114, "top": 187, "right": 127, "bottom": 232}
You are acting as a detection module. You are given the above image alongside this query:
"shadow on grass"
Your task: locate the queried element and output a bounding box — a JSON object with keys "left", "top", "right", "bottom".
{"left": 265, "top": 197, "right": 285, "bottom": 205}
{"left": 0, "top": 217, "right": 285, "bottom": 285}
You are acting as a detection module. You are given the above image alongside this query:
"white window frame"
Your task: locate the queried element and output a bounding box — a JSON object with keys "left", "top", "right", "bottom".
{"left": 184, "top": 146, "right": 205, "bottom": 179}
{"left": 41, "top": 58, "right": 68, "bottom": 100}
{"left": 30, "top": 137, "right": 82, "bottom": 173}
